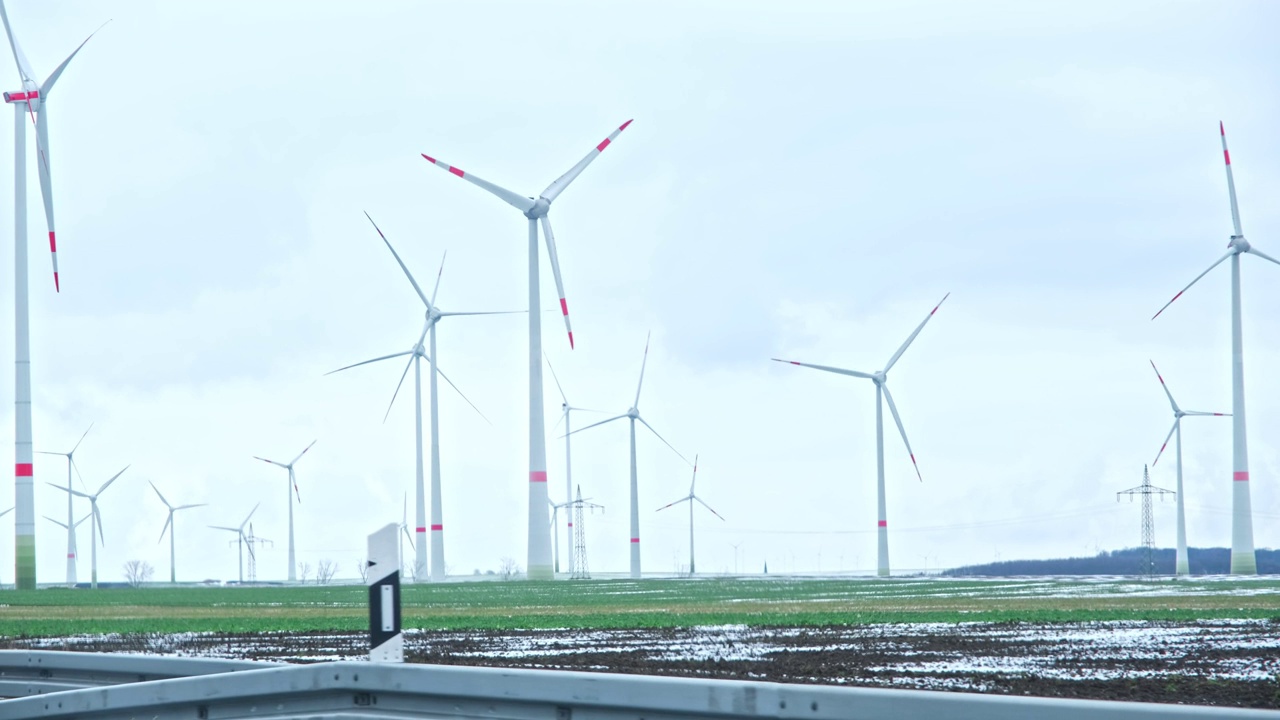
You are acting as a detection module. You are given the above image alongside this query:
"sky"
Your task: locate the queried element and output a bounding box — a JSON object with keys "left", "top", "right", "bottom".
{"left": 1, "top": 0, "right": 1279, "bottom": 584}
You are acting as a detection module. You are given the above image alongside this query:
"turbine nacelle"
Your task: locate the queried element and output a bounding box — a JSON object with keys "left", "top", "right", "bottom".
{"left": 872, "top": 371, "right": 887, "bottom": 384}
{"left": 626, "top": 407, "right": 640, "bottom": 419}
{"left": 1228, "top": 235, "right": 1250, "bottom": 253}
{"left": 3, "top": 86, "right": 36, "bottom": 106}
{"left": 523, "top": 197, "right": 552, "bottom": 220}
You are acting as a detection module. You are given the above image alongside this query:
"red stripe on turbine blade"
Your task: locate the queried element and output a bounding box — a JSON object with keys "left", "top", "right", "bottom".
{"left": 15, "top": 463, "right": 33, "bottom": 477}
{"left": 449, "top": 166, "right": 465, "bottom": 178}
{"left": 790, "top": 361, "right": 800, "bottom": 365}
{"left": 567, "top": 523, "right": 573, "bottom": 527}
{"left": 53, "top": 272, "right": 59, "bottom": 293}
{"left": 1224, "top": 149, "right": 1231, "bottom": 165}
{"left": 568, "top": 331, "right": 575, "bottom": 350}
{"left": 1213, "top": 413, "right": 1225, "bottom": 416}
{"left": 421, "top": 154, "right": 436, "bottom": 163}
{"left": 596, "top": 137, "right": 611, "bottom": 152}
{"left": 1220, "top": 121, "right": 1225, "bottom": 136}
{"left": 559, "top": 298, "right": 569, "bottom": 316}
{"left": 415, "top": 526, "right": 427, "bottom": 533}
{"left": 620, "top": 119, "right": 633, "bottom": 130}
{"left": 877, "top": 520, "right": 887, "bottom": 527}
{"left": 1233, "top": 471, "right": 1249, "bottom": 481}
{"left": 530, "top": 471, "right": 548, "bottom": 482}
{"left": 630, "top": 538, "right": 640, "bottom": 543}
{"left": 48, "top": 231, "right": 56, "bottom": 252}
{"left": 431, "top": 524, "right": 443, "bottom": 531}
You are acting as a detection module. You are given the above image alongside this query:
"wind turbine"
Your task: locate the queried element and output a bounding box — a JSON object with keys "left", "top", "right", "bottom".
{"left": 421, "top": 120, "right": 633, "bottom": 579}
{"left": 252, "top": 441, "right": 315, "bottom": 583}
{"left": 149, "top": 482, "right": 206, "bottom": 584}
{"left": 656, "top": 455, "right": 724, "bottom": 576}
{"left": 210, "top": 503, "right": 259, "bottom": 585}
{"left": 37, "top": 423, "right": 91, "bottom": 586}
{"left": 1152, "top": 124, "right": 1278, "bottom": 575}
{"left": 0, "top": 0, "right": 105, "bottom": 591}
{"left": 1148, "top": 361, "right": 1228, "bottom": 576}
{"left": 398, "top": 493, "right": 415, "bottom": 579}
{"left": 329, "top": 214, "right": 502, "bottom": 582}
{"left": 772, "top": 293, "right": 948, "bottom": 577}
{"left": 47, "top": 466, "right": 127, "bottom": 589}
{"left": 546, "top": 356, "right": 600, "bottom": 576}
{"left": 569, "top": 333, "right": 689, "bottom": 578}
{"left": 43, "top": 511, "right": 88, "bottom": 586}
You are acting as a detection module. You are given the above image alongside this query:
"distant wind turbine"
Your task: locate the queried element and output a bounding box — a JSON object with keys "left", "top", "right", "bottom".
{"left": 210, "top": 503, "right": 259, "bottom": 585}
{"left": 421, "top": 120, "right": 633, "bottom": 579}
{"left": 149, "top": 481, "right": 206, "bottom": 584}
{"left": 546, "top": 356, "right": 601, "bottom": 576}
{"left": 36, "top": 423, "right": 91, "bottom": 586}
{"left": 773, "top": 293, "right": 948, "bottom": 577}
{"left": 1151, "top": 123, "right": 1277, "bottom": 575}
{"left": 43, "top": 511, "right": 89, "bottom": 586}
{"left": 329, "top": 214, "right": 505, "bottom": 582}
{"left": 48, "top": 466, "right": 128, "bottom": 588}
{"left": 570, "top": 333, "right": 689, "bottom": 578}
{"left": 656, "top": 455, "right": 724, "bottom": 575}
{"left": 398, "top": 493, "right": 415, "bottom": 579}
{"left": 253, "top": 441, "right": 315, "bottom": 583}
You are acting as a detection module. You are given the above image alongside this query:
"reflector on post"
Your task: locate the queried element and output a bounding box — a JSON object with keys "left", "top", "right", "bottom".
{"left": 367, "top": 523, "right": 402, "bottom": 663}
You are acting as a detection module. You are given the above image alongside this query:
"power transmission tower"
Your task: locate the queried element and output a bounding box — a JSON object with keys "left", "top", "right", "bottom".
{"left": 1116, "top": 464, "right": 1174, "bottom": 577}
{"left": 570, "top": 485, "right": 603, "bottom": 580}
{"left": 244, "top": 523, "right": 273, "bottom": 583}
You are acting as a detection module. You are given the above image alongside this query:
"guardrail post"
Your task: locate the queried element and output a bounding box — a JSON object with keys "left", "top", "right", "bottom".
{"left": 367, "top": 523, "right": 402, "bottom": 663}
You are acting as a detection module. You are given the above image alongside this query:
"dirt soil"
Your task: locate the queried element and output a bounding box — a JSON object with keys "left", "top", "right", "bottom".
{"left": 9, "top": 621, "right": 1280, "bottom": 709}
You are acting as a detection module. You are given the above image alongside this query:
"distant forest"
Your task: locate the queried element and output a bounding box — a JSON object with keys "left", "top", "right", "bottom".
{"left": 944, "top": 547, "right": 1280, "bottom": 576}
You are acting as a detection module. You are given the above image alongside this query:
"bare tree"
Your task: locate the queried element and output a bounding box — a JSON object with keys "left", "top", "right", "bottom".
{"left": 316, "top": 559, "right": 337, "bottom": 585}
{"left": 355, "top": 560, "right": 368, "bottom": 583}
{"left": 123, "top": 560, "right": 154, "bottom": 588}
{"left": 498, "top": 557, "right": 521, "bottom": 581}
{"left": 298, "top": 562, "right": 312, "bottom": 584}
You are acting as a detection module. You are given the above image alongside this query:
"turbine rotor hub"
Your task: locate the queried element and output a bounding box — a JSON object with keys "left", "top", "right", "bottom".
{"left": 1229, "top": 235, "right": 1250, "bottom": 253}
{"left": 626, "top": 407, "right": 639, "bottom": 419}
{"left": 523, "top": 197, "right": 551, "bottom": 220}
{"left": 872, "top": 371, "right": 887, "bottom": 384}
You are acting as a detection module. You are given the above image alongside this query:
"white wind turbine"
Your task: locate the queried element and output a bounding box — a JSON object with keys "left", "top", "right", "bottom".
{"left": 773, "top": 294, "right": 948, "bottom": 577}
{"left": 252, "top": 441, "right": 315, "bottom": 583}
{"left": 546, "top": 356, "right": 601, "bottom": 576}
{"left": 48, "top": 466, "right": 128, "bottom": 589}
{"left": 398, "top": 493, "right": 415, "bottom": 579}
{"left": 36, "top": 423, "right": 91, "bottom": 586}
{"left": 43, "top": 511, "right": 88, "bottom": 586}
{"left": 656, "top": 455, "right": 724, "bottom": 576}
{"left": 421, "top": 120, "right": 633, "bottom": 579}
{"left": 210, "top": 503, "right": 259, "bottom": 585}
{"left": 0, "top": 0, "right": 105, "bottom": 592}
{"left": 569, "top": 333, "right": 689, "bottom": 578}
{"left": 329, "top": 214, "right": 503, "bottom": 582}
{"left": 1148, "top": 361, "right": 1228, "bottom": 576}
{"left": 1152, "top": 123, "right": 1277, "bottom": 575}
{"left": 149, "top": 482, "right": 206, "bottom": 584}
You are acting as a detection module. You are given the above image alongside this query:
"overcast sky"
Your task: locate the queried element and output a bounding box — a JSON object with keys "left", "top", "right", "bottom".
{"left": 2, "top": 0, "right": 1278, "bottom": 583}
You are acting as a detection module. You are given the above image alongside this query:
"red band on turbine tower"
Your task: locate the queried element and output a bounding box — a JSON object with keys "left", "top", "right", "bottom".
{"left": 1233, "top": 471, "right": 1249, "bottom": 481}
{"left": 415, "top": 526, "right": 427, "bottom": 533}
{"left": 431, "top": 524, "right": 443, "bottom": 531}
{"left": 630, "top": 537, "right": 640, "bottom": 543}
{"left": 530, "top": 471, "right": 547, "bottom": 483}
{"left": 15, "top": 463, "right": 32, "bottom": 477}
{"left": 877, "top": 520, "right": 887, "bottom": 527}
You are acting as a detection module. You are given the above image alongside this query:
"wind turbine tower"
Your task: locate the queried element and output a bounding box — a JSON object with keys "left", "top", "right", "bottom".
{"left": 253, "top": 441, "right": 315, "bottom": 582}
{"left": 48, "top": 466, "right": 126, "bottom": 588}
{"left": 656, "top": 455, "right": 724, "bottom": 575}
{"left": 37, "top": 423, "right": 91, "bottom": 586}
{"left": 0, "top": 1, "right": 105, "bottom": 591}
{"left": 421, "top": 120, "right": 633, "bottom": 579}
{"left": 1152, "top": 124, "right": 1278, "bottom": 574}
{"left": 547, "top": 357, "right": 595, "bottom": 579}
{"left": 1117, "top": 465, "right": 1175, "bottom": 576}
{"left": 773, "top": 294, "right": 948, "bottom": 576}
{"left": 150, "top": 482, "right": 205, "bottom": 584}
{"left": 210, "top": 504, "right": 259, "bottom": 585}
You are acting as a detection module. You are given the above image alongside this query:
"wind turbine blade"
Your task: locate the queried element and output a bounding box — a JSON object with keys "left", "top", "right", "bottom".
{"left": 174, "top": 503, "right": 207, "bottom": 511}
{"left": 158, "top": 513, "right": 172, "bottom": 543}
{"left": 402, "top": 525, "right": 415, "bottom": 549}
{"left": 241, "top": 502, "right": 260, "bottom": 530}
{"left": 40, "top": 20, "right": 107, "bottom": 95}
{"left": 1183, "top": 410, "right": 1230, "bottom": 417}
{"left": 420, "top": 154, "right": 536, "bottom": 213}
{"left": 435, "top": 363, "right": 491, "bottom": 425}
{"left": 208, "top": 525, "right": 240, "bottom": 533}
{"left": 149, "top": 481, "right": 172, "bottom": 509}
{"left": 1246, "top": 246, "right": 1280, "bottom": 268}
{"left": 1220, "top": 121, "right": 1243, "bottom": 237}
{"left": 365, "top": 212, "right": 432, "bottom": 310}
{"left": 0, "top": 2, "right": 36, "bottom": 83}
{"left": 383, "top": 353, "right": 417, "bottom": 423}
{"left": 325, "top": 350, "right": 414, "bottom": 376}
{"left": 638, "top": 416, "right": 690, "bottom": 465}
{"left": 70, "top": 456, "right": 87, "bottom": 491}
{"left": 1148, "top": 360, "right": 1179, "bottom": 412}
{"left": 880, "top": 384, "right": 922, "bottom": 482}
{"left": 438, "top": 310, "right": 525, "bottom": 317}
{"left": 0, "top": 506, "right": 12, "bottom": 519}
{"left": 35, "top": 104, "right": 57, "bottom": 291}
{"left": 565, "top": 413, "right": 627, "bottom": 437}
{"left": 290, "top": 439, "right": 317, "bottom": 466}
{"left": 45, "top": 482, "right": 90, "bottom": 499}
{"left": 540, "top": 119, "right": 633, "bottom": 202}
{"left": 70, "top": 423, "right": 93, "bottom": 454}
{"left": 97, "top": 466, "right": 129, "bottom": 495}
{"left": 74, "top": 512, "right": 90, "bottom": 527}
{"left": 545, "top": 354, "right": 569, "bottom": 405}
{"left": 656, "top": 496, "right": 691, "bottom": 512}
{"left": 633, "top": 332, "right": 651, "bottom": 408}
{"left": 695, "top": 496, "right": 726, "bottom": 521}
{"left": 884, "top": 293, "right": 950, "bottom": 373}
{"left": 93, "top": 503, "right": 104, "bottom": 546}
{"left": 34, "top": 450, "right": 64, "bottom": 456}
{"left": 252, "top": 456, "right": 288, "bottom": 469}
{"left": 539, "top": 216, "right": 574, "bottom": 349}
{"left": 290, "top": 467, "right": 302, "bottom": 504}
{"left": 429, "top": 251, "right": 446, "bottom": 308}
{"left": 43, "top": 515, "right": 68, "bottom": 529}
{"left": 1152, "top": 252, "right": 1232, "bottom": 320}
{"left": 771, "top": 358, "right": 875, "bottom": 379}
{"left": 1153, "top": 420, "right": 1178, "bottom": 467}
{"left": 689, "top": 454, "right": 699, "bottom": 494}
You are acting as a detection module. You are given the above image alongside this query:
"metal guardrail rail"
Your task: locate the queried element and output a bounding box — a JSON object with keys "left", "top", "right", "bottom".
{"left": 0, "top": 650, "right": 276, "bottom": 698}
{"left": 0, "top": 652, "right": 1275, "bottom": 720}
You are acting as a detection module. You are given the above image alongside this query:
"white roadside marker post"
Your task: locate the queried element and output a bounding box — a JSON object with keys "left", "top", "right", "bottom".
{"left": 367, "top": 523, "right": 403, "bottom": 663}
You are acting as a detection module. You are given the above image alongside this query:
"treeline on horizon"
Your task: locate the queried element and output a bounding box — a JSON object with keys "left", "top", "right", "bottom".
{"left": 944, "top": 547, "right": 1280, "bottom": 576}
